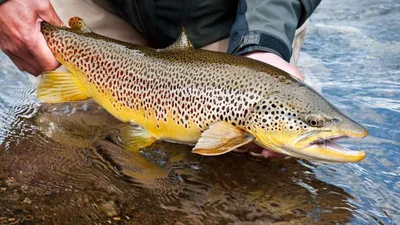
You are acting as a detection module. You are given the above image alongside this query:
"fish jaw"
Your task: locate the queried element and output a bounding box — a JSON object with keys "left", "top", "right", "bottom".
{"left": 290, "top": 128, "right": 367, "bottom": 163}
{"left": 253, "top": 125, "right": 368, "bottom": 163}
{"left": 286, "top": 137, "right": 366, "bottom": 163}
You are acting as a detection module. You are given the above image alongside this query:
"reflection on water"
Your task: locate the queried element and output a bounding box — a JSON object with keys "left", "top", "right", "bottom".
{"left": 0, "top": 0, "right": 399, "bottom": 224}
{"left": 1, "top": 101, "right": 356, "bottom": 224}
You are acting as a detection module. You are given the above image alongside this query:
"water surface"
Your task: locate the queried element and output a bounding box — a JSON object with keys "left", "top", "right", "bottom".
{"left": 0, "top": 0, "right": 399, "bottom": 224}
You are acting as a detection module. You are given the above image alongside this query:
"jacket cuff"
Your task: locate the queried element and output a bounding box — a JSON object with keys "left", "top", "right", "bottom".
{"left": 227, "top": 30, "right": 291, "bottom": 62}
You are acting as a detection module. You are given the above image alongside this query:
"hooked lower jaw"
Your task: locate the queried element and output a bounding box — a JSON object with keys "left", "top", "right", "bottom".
{"left": 243, "top": 137, "right": 366, "bottom": 162}
{"left": 286, "top": 132, "right": 367, "bottom": 163}
{"left": 250, "top": 123, "right": 368, "bottom": 162}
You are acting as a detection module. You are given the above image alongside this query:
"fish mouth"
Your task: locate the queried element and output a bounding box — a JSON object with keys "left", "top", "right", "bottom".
{"left": 285, "top": 131, "right": 367, "bottom": 163}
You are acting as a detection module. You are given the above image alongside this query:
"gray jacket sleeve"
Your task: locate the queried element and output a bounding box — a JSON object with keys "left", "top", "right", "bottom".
{"left": 227, "top": 0, "right": 321, "bottom": 62}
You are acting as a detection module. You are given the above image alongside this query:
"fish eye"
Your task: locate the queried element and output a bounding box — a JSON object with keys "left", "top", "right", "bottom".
{"left": 305, "top": 114, "right": 324, "bottom": 127}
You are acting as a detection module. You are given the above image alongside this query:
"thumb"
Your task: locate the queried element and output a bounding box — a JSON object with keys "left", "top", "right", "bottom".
{"left": 37, "top": 2, "right": 64, "bottom": 27}
{"left": 284, "top": 65, "right": 304, "bottom": 81}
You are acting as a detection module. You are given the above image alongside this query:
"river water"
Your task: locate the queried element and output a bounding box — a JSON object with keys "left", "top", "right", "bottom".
{"left": 0, "top": 0, "right": 399, "bottom": 224}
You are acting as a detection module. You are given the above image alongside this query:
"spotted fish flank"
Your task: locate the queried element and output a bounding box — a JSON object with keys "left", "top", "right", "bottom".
{"left": 38, "top": 17, "right": 368, "bottom": 163}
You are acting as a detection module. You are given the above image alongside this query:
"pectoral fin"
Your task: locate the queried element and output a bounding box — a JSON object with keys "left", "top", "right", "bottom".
{"left": 192, "top": 122, "right": 254, "bottom": 156}
{"left": 120, "top": 124, "right": 157, "bottom": 152}
{"left": 38, "top": 71, "right": 90, "bottom": 103}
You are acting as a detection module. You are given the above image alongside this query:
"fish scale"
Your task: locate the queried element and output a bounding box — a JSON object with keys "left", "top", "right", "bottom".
{"left": 37, "top": 17, "right": 368, "bottom": 163}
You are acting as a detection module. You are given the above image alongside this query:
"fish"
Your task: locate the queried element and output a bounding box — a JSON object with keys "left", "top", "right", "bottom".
{"left": 37, "top": 17, "right": 368, "bottom": 163}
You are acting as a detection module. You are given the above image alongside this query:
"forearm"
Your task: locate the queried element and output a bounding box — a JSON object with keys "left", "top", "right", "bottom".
{"left": 228, "top": 0, "right": 321, "bottom": 62}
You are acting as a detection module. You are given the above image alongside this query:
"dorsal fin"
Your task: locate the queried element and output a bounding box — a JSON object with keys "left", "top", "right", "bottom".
{"left": 165, "top": 27, "right": 193, "bottom": 50}
{"left": 68, "top": 17, "right": 92, "bottom": 33}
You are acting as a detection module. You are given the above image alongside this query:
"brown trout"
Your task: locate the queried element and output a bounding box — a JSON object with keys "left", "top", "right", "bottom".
{"left": 38, "top": 17, "right": 368, "bottom": 163}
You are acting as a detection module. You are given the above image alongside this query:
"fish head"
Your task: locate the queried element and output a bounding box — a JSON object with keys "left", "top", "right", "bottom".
{"left": 246, "top": 83, "right": 368, "bottom": 163}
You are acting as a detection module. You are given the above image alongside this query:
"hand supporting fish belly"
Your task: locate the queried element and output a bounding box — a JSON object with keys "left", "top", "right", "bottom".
{"left": 37, "top": 17, "right": 368, "bottom": 163}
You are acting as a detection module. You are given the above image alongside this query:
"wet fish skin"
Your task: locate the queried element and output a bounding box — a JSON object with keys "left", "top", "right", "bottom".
{"left": 37, "top": 17, "right": 367, "bottom": 163}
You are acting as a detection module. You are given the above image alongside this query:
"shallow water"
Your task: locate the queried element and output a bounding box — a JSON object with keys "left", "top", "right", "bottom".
{"left": 0, "top": 0, "right": 399, "bottom": 224}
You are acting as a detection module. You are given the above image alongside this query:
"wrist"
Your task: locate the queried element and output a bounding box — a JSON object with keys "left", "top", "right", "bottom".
{"left": 244, "top": 52, "right": 304, "bottom": 81}
{"left": 227, "top": 31, "right": 291, "bottom": 62}
{"left": 244, "top": 51, "right": 281, "bottom": 61}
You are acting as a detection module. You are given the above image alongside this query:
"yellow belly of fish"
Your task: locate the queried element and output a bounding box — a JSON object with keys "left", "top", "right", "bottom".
{"left": 93, "top": 89, "right": 202, "bottom": 144}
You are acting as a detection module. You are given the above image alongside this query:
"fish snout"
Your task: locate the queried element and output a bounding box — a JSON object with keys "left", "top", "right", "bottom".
{"left": 337, "top": 118, "right": 368, "bottom": 138}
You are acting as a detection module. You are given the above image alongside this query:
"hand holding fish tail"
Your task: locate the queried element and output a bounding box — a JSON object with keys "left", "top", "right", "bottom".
{"left": 0, "top": 0, "right": 62, "bottom": 76}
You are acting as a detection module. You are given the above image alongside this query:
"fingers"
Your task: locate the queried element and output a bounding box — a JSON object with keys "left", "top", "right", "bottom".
{"left": 285, "top": 64, "right": 304, "bottom": 81}
{"left": 240, "top": 143, "right": 288, "bottom": 159}
{"left": 27, "top": 28, "right": 60, "bottom": 72}
{"left": 261, "top": 149, "right": 287, "bottom": 159}
{"left": 0, "top": 0, "right": 61, "bottom": 75}
{"left": 5, "top": 41, "right": 58, "bottom": 76}
{"left": 4, "top": 23, "right": 60, "bottom": 75}
{"left": 6, "top": 53, "right": 26, "bottom": 71}
{"left": 244, "top": 52, "right": 305, "bottom": 81}
{"left": 7, "top": 51, "right": 43, "bottom": 76}
{"left": 2, "top": 27, "right": 59, "bottom": 75}
{"left": 33, "top": 1, "right": 62, "bottom": 71}
{"left": 37, "top": 1, "right": 64, "bottom": 26}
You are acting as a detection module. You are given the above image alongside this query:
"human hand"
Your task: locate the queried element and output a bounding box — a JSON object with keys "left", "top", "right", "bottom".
{"left": 243, "top": 51, "right": 303, "bottom": 159}
{"left": 244, "top": 51, "right": 304, "bottom": 81}
{"left": 0, "top": 0, "right": 63, "bottom": 76}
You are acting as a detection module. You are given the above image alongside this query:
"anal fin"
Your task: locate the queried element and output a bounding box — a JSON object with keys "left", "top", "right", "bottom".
{"left": 192, "top": 122, "right": 254, "bottom": 156}
{"left": 38, "top": 71, "right": 90, "bottom": 103}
